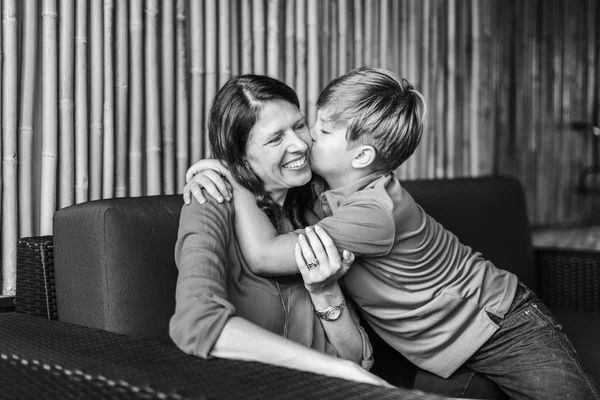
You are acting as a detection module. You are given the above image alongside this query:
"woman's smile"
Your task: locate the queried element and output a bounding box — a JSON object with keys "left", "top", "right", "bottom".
{"left": 283, "top": 154, "right": 308, "bottom": 170}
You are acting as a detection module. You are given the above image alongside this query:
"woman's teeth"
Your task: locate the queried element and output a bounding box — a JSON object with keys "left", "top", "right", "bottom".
{"left": 283, "top": 155, "right": 307, "bottom": 169}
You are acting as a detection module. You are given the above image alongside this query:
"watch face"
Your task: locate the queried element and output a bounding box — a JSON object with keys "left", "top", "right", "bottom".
{"left": 327, "top": 307, "right": 342, "bottom": 320}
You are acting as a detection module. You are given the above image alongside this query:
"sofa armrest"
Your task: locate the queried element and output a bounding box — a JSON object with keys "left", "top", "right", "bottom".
{"left": 15, "top": 235, "right": 57, "bottom": 320}
{"left": 535, "top": 248, "right": 600, "bottom": 313}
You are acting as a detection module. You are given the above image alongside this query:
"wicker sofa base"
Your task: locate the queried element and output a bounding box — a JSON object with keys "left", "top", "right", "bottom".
{"left": 0, "top": 313, "right": 444, "bottom": 400}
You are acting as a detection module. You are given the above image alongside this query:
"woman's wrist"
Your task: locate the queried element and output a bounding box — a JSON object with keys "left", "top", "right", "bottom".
{"left": 309, "top": 284, "right": 344, "bottom": 310}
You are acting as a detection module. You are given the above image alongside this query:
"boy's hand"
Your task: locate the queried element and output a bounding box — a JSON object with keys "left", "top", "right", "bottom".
{"left": 295, "top": 225, "right": 354, "bottom": 294}
{"left": 183, "top": 169, "right": 232, "bottom": 205}
{"left": 183, "top": 159, "right": 233, "bottom": 205}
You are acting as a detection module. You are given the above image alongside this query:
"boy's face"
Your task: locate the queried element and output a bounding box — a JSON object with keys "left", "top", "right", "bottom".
{"left": 309, "top": 110, "right": 357, "bottom": 183}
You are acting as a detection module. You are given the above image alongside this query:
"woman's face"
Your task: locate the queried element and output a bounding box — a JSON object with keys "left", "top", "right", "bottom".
{"left": 245, "top": 100, "right": 312, "bottom": 202}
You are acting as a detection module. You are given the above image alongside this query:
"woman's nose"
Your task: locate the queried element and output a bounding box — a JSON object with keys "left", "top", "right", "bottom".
{"left": 287, "top": 131, "right": 309, "bottom": 152}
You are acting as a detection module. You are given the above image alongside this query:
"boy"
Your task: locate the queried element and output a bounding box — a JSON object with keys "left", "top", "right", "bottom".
{"left": 186, "top": 68, "right": 598, "bottom": 399}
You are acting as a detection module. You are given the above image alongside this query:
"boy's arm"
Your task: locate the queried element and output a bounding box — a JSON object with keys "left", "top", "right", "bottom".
{"left": 232, "top": 188, "right": 300, "bottom": 275}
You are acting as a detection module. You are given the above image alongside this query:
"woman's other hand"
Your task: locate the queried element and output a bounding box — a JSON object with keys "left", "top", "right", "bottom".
{"left": 295, "top": 225, "right": 354, "bottom": 294}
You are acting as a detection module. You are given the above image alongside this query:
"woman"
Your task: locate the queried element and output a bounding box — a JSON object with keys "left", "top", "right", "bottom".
{"left": 170, "top": 74, "right": 386, "bottom": 386}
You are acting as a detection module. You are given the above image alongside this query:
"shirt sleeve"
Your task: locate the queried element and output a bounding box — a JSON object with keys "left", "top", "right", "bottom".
{"left": 169, "top": 196, "right": 237, "bottom": 359}
{"left": 316, "top": 198, "right": 395, "bottom": 257}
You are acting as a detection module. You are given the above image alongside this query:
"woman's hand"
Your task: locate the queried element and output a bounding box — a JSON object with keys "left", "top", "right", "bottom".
{"left": 183, "top": 159, "right": 233, "bottom": 205}
{"left": 295, "top": 225, "right": 354, "bottom": 294}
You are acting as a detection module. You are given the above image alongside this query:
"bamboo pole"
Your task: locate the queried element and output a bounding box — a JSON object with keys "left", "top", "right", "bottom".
{"left": 59, "top": 0, "right": 75, "bottom": 208}
{"left": 353, "top": 0, "right": 363, "bottom": 68}
{"left": 145, "top": 0, "right": 162, "bottom": 195}
{"left": 205, "top": 0, "right": 217, "bottom": 158}
{"left": 418, "top": 0, "right": 431, "bottom": 179}
{"left": 40, "top": 0, "right": 59, "bottom": 235}
{"left": 75, "top": 0, "right": 89, "bottom": 203}
{"left": 162, "top": 0, "right": 176, "bottom": 194}
{"left": 252, "top": 0, "right": 266, "bottom": 74}
{"left": 405, "top": 0, "right": 419, "bottom": 178}
{"left": 18, "top": 0, "right": 38, "bottom": 234}
{"left": 379, "top": 0, "right": 388, "bottom": 69}
{"left": 103, "top": 0, "right": 115, "bottom": 199}
{"left": 479, "top": 0, "right": 493, "bottom": 177}
{"left": 364, "top": 0, "right": 374, "bottom": 66}
{"left": 295, "top": 0, "right": 307, "bottom": 114}
{"left": 320, "top": 0, "right": 330, "bottom": 85}
{"left": 189, "top": 0, "right": 205, "bottom": 162}
{"left": 470, "top": 0, "right": 480, "bottom": 177}
{"left": 230, "top": 0, "right": 240, "bottom": 76}
{"left": 284, "top": 0, "right": 295, "bottom": 86}
{"left": 267, "top": 0, "right": 280, "bottom": 78}
{"left": 89, "top": 0, "right": 103, "bottom": 200}
{"left": 307, "top": 0, "right": 319, "bottom": 124}
{"left": 2, "top": 0, "right": 19, "bottom": 296}
{"left": 129, "top": 0, "right": 143, "bottom": 196}
{"left": 434, "top": 0, "right": 446, "bottom": 179}
{"left": 176, "top": 0, "right": 189, "bottom": 190}
{"left": 329, "top": 0, "right": 338, "bottom": 80}
{"left": 219, "top": 0, "right": 231, "bottom": 86}
{"left": 115, "top": 0, "right": 129, "bottom": 198}
{"left": 446, "top": 0, "right": 456, "bottom": 178}
{"left": 241, "top": 0, "right": 253, "bottom": 73}
{"left": 338, "top": 0, "right": 347, "bottom": 74}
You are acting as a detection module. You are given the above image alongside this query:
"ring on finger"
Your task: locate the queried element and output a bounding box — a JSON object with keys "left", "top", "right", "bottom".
{"left": 307, "top": 258, "right": 319, "bottom": 270}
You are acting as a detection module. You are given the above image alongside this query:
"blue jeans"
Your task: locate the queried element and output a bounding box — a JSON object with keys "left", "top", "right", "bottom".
{"left": 415, "top": 283, "right": 600, "bottom": 399}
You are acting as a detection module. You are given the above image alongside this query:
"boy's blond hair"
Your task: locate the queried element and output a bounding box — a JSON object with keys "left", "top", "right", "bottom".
{"left": 316, "top": 67, "right": 427, "bottom": 172}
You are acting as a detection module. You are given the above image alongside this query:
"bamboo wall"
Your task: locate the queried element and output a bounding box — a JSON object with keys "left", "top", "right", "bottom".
{"left": 1, "top": 0, "right": 599, "bottom": 295}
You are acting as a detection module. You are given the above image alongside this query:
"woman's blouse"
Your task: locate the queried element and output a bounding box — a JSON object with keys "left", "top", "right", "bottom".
{"left": 169, "top": 197, "right": 373, "bottom": 369}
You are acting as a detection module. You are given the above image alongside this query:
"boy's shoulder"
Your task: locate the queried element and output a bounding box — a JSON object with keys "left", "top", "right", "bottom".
{"left": 346, "top": 172, "right": 404, "bottom": 208}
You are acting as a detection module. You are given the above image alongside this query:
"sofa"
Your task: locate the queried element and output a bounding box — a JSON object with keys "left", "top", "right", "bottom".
{"left": 3, "top": 176, "right": 599, "bottom": 399}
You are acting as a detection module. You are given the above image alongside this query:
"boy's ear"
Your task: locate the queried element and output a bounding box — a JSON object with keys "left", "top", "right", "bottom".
{"left": 351, "top": 145, "right": 376, "bottom": 169}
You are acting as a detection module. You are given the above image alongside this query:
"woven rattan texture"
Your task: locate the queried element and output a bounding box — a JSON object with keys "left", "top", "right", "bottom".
{"left": 536, "top": 248, "right": 600, "bottom": 313}
{"left": 0, "top": 313, "right": 447, "bottom": 400}
{"left": 15, "top": 236, "right": 57, "bottom": 320}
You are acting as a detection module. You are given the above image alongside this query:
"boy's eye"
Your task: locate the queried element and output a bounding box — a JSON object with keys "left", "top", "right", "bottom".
{"left": 320, "top": 129, "right": 330, "bottom": 135}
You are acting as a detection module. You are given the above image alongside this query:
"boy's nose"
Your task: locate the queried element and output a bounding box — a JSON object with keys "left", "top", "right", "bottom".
{"left": 309, "top": 125, "right": 317, "bottom": 141}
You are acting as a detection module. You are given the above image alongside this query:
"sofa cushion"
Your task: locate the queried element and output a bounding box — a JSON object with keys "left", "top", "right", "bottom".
{"left": 53, "top": 195, "right": 183, "bottom": 343}
{"left": 402, "top": 177, "right": 536, "bottom": 291}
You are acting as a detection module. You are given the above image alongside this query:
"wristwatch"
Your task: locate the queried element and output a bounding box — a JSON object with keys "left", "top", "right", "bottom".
{"left": 315, "top": 298, "right": 346, "bottom": 321}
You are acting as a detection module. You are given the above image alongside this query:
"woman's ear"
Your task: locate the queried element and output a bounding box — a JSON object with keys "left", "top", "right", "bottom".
{"left": 351, "top": 145, "right": 376, "bottom": 169}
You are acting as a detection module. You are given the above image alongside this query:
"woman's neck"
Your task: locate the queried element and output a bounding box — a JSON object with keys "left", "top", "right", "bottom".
{"left": 270, "top": 189, "right": 288, "bottom": 206}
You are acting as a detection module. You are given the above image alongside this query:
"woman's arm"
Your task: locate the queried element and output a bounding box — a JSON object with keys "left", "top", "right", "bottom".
{"left": 170, "top": 196, "right": 386, "bottom": 386}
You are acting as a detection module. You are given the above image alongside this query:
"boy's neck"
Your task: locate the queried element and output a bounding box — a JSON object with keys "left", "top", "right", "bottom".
{"left": 322, "top": 168, "right": 374, "bottom": 190}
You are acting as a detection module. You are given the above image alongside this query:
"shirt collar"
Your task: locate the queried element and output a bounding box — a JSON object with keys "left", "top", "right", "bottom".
{"left": 311, "top": 171, "right": 388, "bottom": 215}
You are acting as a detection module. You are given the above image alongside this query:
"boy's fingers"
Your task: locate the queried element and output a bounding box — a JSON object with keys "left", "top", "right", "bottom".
{"left": 185, "top": 166, "right": 202, "bottom": 184}
{"left": 342, "top": 250, "right": 355, "bottom": 264}
{"left": 183, "top": 186, "right": 192, "bottom": 205}
{"left": 189, "top": 182, "right": 207, "bottom": 204}
{"left": 203, "top": 170, "right": 231, "bottom": 201}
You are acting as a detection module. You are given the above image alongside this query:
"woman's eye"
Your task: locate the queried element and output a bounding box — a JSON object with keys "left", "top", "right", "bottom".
{"left": 267, "top": 135, "right": 283, "bottom": 145}
{"left": 294, "top": 122, "right": 307, "bottom": 131}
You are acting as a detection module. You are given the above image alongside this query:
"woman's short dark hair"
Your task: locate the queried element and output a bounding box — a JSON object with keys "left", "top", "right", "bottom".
{"left": 208, "top": 74, "right": 310, "bottom": 229}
